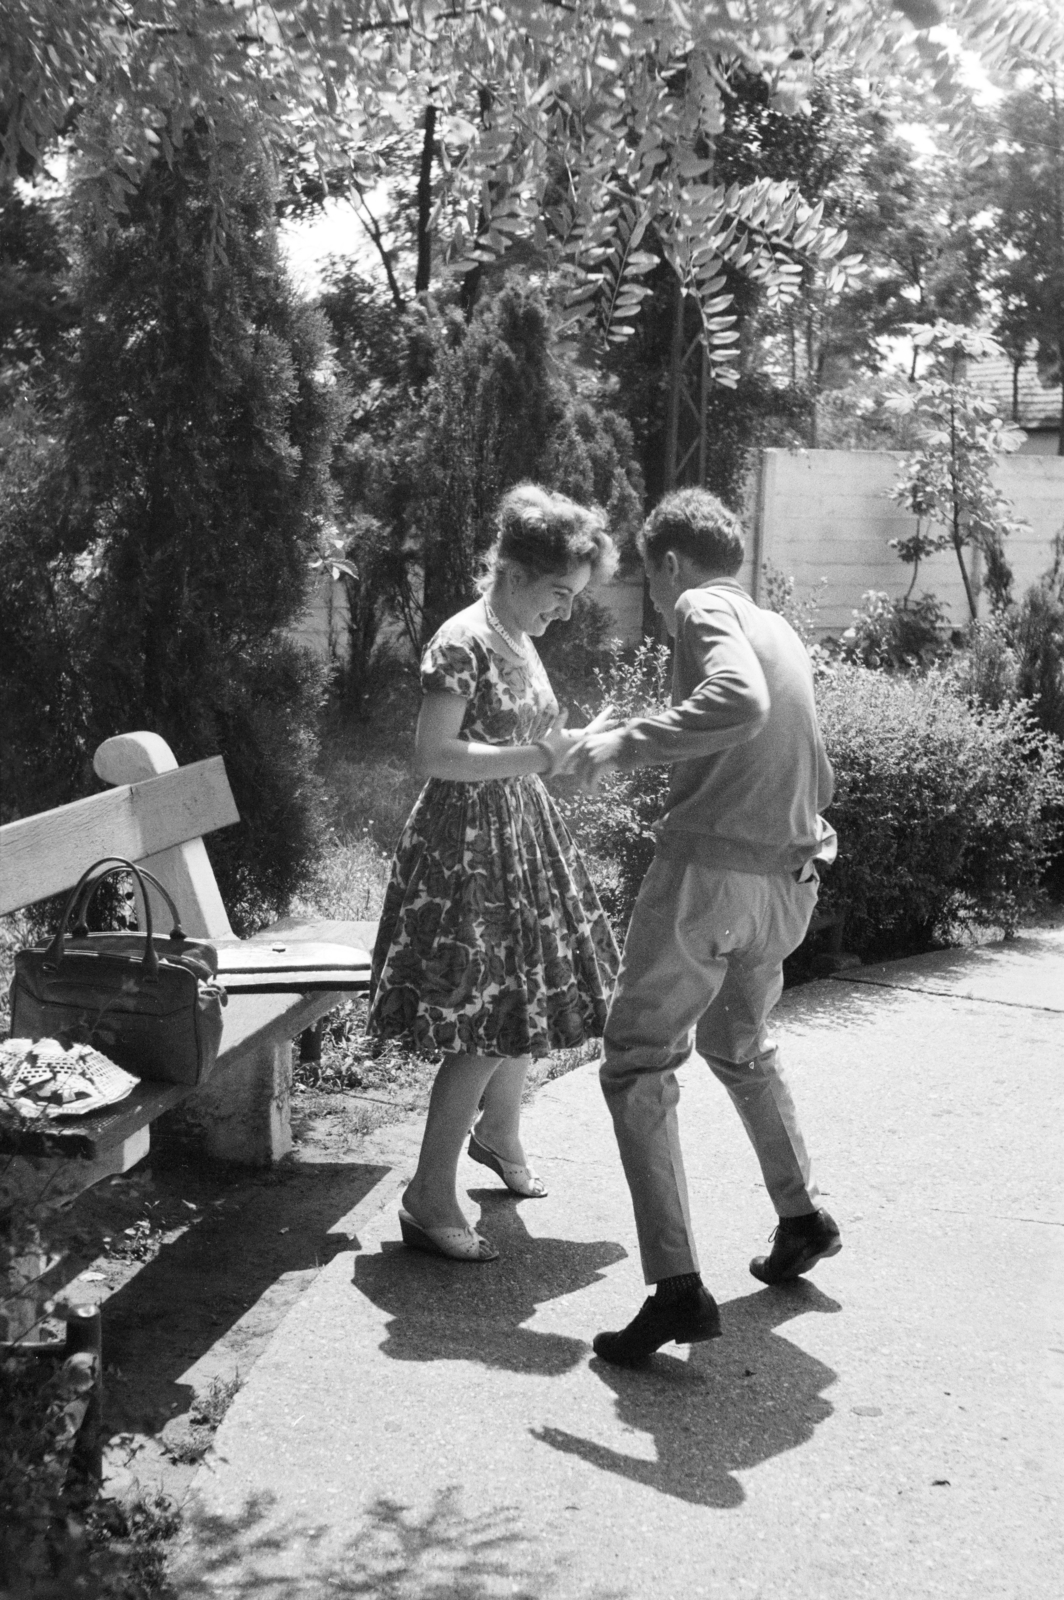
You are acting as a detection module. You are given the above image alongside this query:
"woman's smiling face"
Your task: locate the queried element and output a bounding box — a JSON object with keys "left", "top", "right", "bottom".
{"left": 510, "top": 562, "right": 592, "bottom": 635}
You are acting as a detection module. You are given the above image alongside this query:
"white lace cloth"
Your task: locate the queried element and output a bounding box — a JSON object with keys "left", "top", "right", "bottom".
{"left": 0, "top": 1037, "right": 138, "bottom": 1119}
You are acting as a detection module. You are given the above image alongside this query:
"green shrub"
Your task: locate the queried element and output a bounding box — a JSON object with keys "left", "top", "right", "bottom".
{"left": 0, "top": 1350, "right": 179, "bottom": 1600}
{"left": 836, "top": 590, "right": 951, "bottom": 673}
{"left": 1014, "top": 578, "right": 1064, "bottom": 743}
{"left": 560, "top": 637, "right": 1064, "bottom": 954}
{"left": 945, "top": 614, "right": 1022, "bottom": 711}
{"left": 760, "top": 563, "right": 824, "bottom": 647}
{"left": 816, "top": 664, "right": 1064, "bottom": 955}
{"left": 556, "top": 640, "right": 672, "bottom": 927}
{"left": 946, "top": 574, "right": 1064, "bottom": 900}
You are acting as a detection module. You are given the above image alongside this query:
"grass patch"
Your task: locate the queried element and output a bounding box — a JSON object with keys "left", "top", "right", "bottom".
{"left": 293, "top": 995, "right": 602, "bottom": 1112}
{"left": 164, "top": 1373, "right": 243, "bottom": 1465}
{"left": 289, "top": 827, "right": 391, "bottom": 923}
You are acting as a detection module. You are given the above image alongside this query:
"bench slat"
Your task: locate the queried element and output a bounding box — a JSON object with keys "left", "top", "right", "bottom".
{"left": 0, "top": 1081, "right": 189, "bottom": 1160}
{"left": 0, "top": 758, "right": 239, "bottom": 914}
{"left": 0, "top": 988, "right": 354, "bottom": 1159}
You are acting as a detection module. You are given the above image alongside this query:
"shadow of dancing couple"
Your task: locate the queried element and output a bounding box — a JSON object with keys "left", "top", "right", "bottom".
{"left": 354, "top": 1194, "right": 841, "bottom": 1509}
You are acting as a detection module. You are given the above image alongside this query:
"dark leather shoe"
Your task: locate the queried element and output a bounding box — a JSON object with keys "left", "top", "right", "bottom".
{"left": 749, "top": 1209, "right": 841, "bottom": 1285}
{"left": 593, "top": 1286, "right": 723, "bottom": 1366}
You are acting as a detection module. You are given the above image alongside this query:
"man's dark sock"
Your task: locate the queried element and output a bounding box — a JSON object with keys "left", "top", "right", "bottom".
{"left": 654, "top": 1271, "right": 703, "bottom": 1303}
{"left": 782, "top": 1210, "right": 822, "bottom": 1235}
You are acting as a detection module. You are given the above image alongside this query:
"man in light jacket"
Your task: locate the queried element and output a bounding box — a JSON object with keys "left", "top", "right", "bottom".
{"left": 572, "top": 488, "right": 840, "bottom": 1364}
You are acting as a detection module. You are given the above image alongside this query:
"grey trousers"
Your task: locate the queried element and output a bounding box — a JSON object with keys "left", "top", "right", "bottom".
{"left": 600, "top": 854, "right": 821, "bottom": 1283}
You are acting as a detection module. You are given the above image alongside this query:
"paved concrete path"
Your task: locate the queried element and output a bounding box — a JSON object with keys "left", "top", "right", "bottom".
{"left": 170, "top": 930, "right": 1064, "bottom": 1600}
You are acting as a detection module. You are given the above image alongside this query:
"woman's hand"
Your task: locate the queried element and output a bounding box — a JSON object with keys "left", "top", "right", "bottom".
{"left": 544, "top": 704, "right": 623, "bottom": 778}
{"left": 538, "top": 709, "right": 577, "bottom": 775}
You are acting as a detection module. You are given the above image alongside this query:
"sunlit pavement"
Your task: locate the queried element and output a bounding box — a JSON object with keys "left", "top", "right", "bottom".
{"left": 169, "top": 928, "right": 1064, "bottom": 1600}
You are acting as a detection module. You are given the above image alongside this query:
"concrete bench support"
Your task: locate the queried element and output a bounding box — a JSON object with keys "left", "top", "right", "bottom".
{"left": 160, "top": 1040, "right": 293, "bottom": 1166}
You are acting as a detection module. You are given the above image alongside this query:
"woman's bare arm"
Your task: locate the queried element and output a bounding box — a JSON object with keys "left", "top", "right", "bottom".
{"left": 413, "top": 693, "right": 569, "bottom": 781}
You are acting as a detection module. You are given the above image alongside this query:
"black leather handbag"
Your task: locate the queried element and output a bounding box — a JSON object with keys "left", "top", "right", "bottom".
{"left": 10, "top": 857, "right": 226, "bottom": 1086}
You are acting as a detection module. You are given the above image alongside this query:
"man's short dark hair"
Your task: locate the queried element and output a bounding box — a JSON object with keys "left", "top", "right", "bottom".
{"left": 639, "top": 489, "right": 746, "bottom": 575}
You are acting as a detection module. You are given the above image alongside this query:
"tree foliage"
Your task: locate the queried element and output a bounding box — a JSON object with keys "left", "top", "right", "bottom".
{"left": 0, "top": 122, "right": 342, "bottom": 928}
{"left": 6, "top": 2, "right": 1061, "bottom": 388}
{"left": 887, "top": 324, "right": 1029, "bottom": 619}
{"left": 0, "top": 181, "right": 76, "bottom": 404}
{"left": 321, "top": 276, "right": 643, "bottom": 702}
{"left": 987, "top": 68, "right": 1064, "bottom": 453}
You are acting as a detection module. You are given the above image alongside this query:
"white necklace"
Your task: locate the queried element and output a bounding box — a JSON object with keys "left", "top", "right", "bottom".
{"left": 484, "top": 599, "right": 531, "bottom": 660}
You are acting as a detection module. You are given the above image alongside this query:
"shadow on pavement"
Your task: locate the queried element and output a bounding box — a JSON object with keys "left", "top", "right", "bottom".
{"left": 175, "top": 1486, "right": 628, "bottom": 1599}
{"left": 353, "top": 1191, "right": 627, "bottom": 1376}
{"left": 534, "top": 1281, "right": 841, "bottom": 1508}
{"left": 92, "top": 1159, "right": 389, "bottom": 1446}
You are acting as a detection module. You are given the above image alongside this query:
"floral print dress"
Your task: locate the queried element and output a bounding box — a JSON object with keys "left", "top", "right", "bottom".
{"left": 368, "top": 614, "right": 620, "bottom": 1059}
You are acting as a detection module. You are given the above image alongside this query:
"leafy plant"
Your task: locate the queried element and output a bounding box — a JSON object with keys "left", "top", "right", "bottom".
{"left": 887, "top": 323, "right": 1029, "bottom": 618}
{"left": 0, "top": 1353, "right": 180, "bottom": 1600}
{"left": 837, "top": 590, "right": 951, "bottom": 673}
{"left": 816, "top": 664, "right": 1064, "bottom": 956}
{"left": 760, "top": 563, "right": 824, "bottom": 647}
{"left": 557, "top": 640, "right": 673, "bottom": 928}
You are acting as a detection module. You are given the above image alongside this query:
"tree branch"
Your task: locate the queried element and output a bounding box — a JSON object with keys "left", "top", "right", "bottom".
{"left": 348, "top": 179, "right": 406, "bottom": 311}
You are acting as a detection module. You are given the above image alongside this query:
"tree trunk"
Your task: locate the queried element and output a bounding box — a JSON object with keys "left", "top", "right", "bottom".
{"left": 415, "top": 105, "right": 436, "bottom": 295}
{"left": 949, "top": 392, "right": 978, "bottom": 619}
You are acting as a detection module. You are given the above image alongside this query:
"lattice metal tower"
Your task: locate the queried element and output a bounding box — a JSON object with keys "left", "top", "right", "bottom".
{"left": 640, "top": 283, "right": 713, "bottom": 638}
{"left": 665, "top": 283, "right": 712, "bottom": 492}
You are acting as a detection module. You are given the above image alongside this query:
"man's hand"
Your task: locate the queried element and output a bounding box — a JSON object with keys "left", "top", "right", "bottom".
{"left": 581, "top": 701, "right": 620, "bottom": 736}
{"left": 570, "top": 727, "right": 627, "bottom": 792}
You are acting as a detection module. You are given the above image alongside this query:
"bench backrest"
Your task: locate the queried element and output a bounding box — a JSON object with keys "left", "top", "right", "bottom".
{"left": 0, "top": 732, "right": 239, "bottom": 937}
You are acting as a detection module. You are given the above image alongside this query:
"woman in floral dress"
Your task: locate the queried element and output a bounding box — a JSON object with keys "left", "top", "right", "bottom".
{"left": 368, "top": 484, "right": 621, "bottom": 1261}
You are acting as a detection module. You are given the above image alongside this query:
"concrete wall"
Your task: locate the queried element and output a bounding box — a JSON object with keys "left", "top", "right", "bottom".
{"left": 751, "top": 448, "right": 1064, "bottom": 635}
{"left": 292, "top": 450, "right": 1063, "bottom": 662}
{"left": 595, "top": 571, "right": 645, "bottom": 646}
{"left": 294, "top": 567, "right": 649, "bottom": 658}
{"left": 1019, "top": 431, "right": 1061, "bottom": 457}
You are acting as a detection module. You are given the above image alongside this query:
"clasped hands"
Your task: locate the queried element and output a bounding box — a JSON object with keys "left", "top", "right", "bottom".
{"left": 538, "top": 703, "right": 628, "bottom": 792}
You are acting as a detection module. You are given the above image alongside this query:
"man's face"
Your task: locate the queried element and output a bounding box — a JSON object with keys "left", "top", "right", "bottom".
{"left": 644, "top": 553, "right": 681, "bottom": 636}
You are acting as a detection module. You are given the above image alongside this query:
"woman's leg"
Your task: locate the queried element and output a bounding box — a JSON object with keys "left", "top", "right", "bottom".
{"left": 473, "top": 1054, "right": 533, "bottom": 1165}
{"left": 403, "top": 1052, "right": 500, "bottom": 1231}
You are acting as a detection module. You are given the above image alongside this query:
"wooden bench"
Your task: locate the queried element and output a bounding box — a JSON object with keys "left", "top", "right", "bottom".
{"left": 0, "top": 730, "right": 376, "bottom": 1211}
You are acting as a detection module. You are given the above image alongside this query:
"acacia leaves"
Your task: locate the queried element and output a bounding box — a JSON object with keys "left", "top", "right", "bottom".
{"left": 5, "top": 1, "right": 1062, "bottom": 383}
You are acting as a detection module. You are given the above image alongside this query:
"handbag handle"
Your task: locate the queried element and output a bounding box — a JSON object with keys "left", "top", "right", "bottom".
{"left": 68, "top": 856, "right": 185, "bottom": 942}
{"left": 44, "top": 857, "right": 187, "bottom": 980}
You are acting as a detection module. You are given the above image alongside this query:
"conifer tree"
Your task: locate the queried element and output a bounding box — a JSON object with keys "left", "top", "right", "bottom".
{"left": 4, "top": 119, "right": 341, "bottom": 927}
